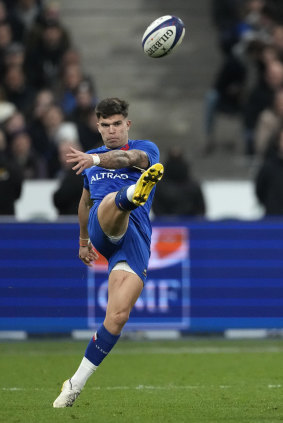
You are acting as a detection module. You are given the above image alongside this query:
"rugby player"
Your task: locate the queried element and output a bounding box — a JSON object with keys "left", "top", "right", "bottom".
{"left": 53, "top": 97, "right": 163, "bottom": 407}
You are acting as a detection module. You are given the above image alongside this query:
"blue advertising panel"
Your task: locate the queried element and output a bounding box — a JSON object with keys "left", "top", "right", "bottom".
{"left": 1, "top": 220, "right": 283, "bottom": 333}
{"left": 0, "top": 223, "right": 88, "bottom": 332}
{"left": 188, "top": 220, "right": 283, "bottom": 330}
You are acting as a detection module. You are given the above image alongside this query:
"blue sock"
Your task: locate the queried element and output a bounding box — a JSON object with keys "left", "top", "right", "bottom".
{"left": 85, "top": 324, "right": 120, "bottom": 366}
{"left": 115, "top": 186, "right": 137, "bottom": 211}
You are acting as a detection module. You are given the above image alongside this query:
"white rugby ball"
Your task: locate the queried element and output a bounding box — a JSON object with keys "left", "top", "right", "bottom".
{"left": 142, "top": 15, "right": 185, "bottom": 58}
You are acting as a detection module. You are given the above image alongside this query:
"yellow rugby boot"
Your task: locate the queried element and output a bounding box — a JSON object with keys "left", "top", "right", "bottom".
{"left": 132, "top": 163, "right": 164, "bottom": 206}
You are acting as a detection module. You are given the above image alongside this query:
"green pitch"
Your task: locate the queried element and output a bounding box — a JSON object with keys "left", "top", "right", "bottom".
{"left": 0, "top": 338, "right": 283, "bottom": 423}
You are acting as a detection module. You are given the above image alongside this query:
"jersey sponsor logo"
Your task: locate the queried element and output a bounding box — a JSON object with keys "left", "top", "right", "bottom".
{"left": 90, "top": 172, "right": 129, "bottom": 183}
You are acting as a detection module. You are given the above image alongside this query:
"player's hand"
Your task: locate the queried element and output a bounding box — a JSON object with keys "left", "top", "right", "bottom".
{"left": 66, "top": 147, "right": 94, "bottom": 175}
{"left": 79, "top": 243, "right": 99, "bottom": 266}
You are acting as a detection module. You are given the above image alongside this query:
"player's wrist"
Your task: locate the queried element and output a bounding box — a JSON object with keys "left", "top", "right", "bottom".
{"left": 92, "top": 154, "right": 100, "bottom": 166}
{"left": 79, "top": 237, "right": 90, "bottom": 247}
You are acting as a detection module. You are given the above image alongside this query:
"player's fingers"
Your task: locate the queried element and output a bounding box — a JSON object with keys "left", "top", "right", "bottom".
{"left": 76, "top": 162, "right": 89, "bottom": 174}
{"left": 69, "top": 146, "right": 79, "bottom": 153}
{"left": 72, "top": 162, "right": 82, "bottom": 170}
{"left": 83, "top": 257, "right": 94, "bottom": 267}
{"left": 66, "top": 150, "right": 80, "bottom": 157}
{"left": 90, "top": 247, "right": 99, "bottom": 260}
{"left": 66, "top": 157, "right": 79, "bottom": 163}
{"left": 80, "top": 256, "right": 92, "bottom": 266}
{"left": 76, "top": 167, "right": 84, "bottom": 175}
{"left": 88, "top": 253, "right": 96, "bottom": 262}
{"left": 92, "top": 251, "right": 99, "bottom": 260}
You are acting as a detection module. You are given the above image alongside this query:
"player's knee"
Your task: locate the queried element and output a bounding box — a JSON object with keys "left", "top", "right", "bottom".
{"left": 110, "top": 310, "right": 129, "bottom": 330}
{"left": 101, "top": 192, "right": 116, "bottom": 208}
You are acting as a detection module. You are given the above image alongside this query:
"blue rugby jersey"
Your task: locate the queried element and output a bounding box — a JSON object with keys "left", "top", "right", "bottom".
{"left": 83, "top": 139, "right": 160, "bottom": 242}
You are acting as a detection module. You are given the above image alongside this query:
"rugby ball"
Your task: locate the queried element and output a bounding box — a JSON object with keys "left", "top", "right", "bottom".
{"left": 142, "top": 15, "right": 185, "bottom": 58}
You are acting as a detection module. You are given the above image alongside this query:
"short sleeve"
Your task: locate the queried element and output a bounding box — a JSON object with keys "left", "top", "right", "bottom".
{"left": 133, "top": 140, "right": 160, "bottom": 166}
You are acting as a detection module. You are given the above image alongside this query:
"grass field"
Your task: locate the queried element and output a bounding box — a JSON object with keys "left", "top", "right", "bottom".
{"left": 0, "top": 338, "right": 283, "bottom": 423}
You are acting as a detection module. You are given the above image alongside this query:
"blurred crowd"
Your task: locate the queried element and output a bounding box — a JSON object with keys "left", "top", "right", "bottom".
{"left": 152, "top": 0, "right": 283, "bottom": 219}
{"left": 0, "top": 0, "right": 207, "bottom": 219}
{"left": 205, "top": 0, "right": 283, "bottom": 158}
{"left": 204, "top": 0, "right": 283, "bottom": 216}
{"left": 0, "top": 0, "right": 103, "bottom": 215}
{"left": 2, "top": 0, "right": 283, "bottom": 218}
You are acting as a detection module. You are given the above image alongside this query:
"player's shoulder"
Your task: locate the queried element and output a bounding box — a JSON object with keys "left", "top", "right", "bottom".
{"left": 129, "top": 139, "right": 159, "bottom": 150}
{"left": 86, "top": 145, "right": 108, "bottom": 154}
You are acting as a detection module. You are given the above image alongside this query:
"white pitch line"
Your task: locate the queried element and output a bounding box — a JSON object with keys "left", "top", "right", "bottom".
{"left": 1, "top": 346, "right": 283, "bottom": 357}
{"left": 113, "top": 346, "right": 283, "bottom": 355}
{"left": 1, "top": 384, "right": 282, "bottom": 392}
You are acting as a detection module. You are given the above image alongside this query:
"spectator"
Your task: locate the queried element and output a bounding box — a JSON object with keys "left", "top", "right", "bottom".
{"left": 27, "top": 87, "right": 55, "bottom": 123}
{"left": 11, "top": 0, "right": 41, "bottom": 33}
{"left": 77, "top": 108, "right": 103, "bottom": 151}
{"left": 31, "top": 103, "right": 63, "bottom": 177}
{"left": 9, "top": 130, "right": 47, "bottom": 179}
{"left": 40, "top": 0, "right": 60, "bottom": 22}
{"left": 27, "top": 88, "right": 55, "bottom": 158}
{"left": 66, "top": 77, "right": 99, "bottom": 149}
{"left": 60, "top": 47, "right": 81, "bottom": 69}
{"left": 0, "top": 0, "right": 24, "bottom": 42}
{"left": 255, "top": 127, "right": 283, "bottom": 215}
{"left": 3, "top": 65, "right": 35, "bottom": 115}
{"left": 152, "top": 147, "right": 206, "bottom": 218}
{"left": 0, "top": 20, "right": 13, "bottom": 75}
{"left": 3, "top": 110, "right": 27, "bottom": 143}
{"left": 32, "top": 103, "right": 63, "bottom": 177}
{"left": 203, "top": 49, "right": 247, "bottom": 154}
{"left": 26, "top": 0, "right": 70, "bottom": 50}
{"left": 254, "top": 87, "right": 283, "bottom": 156}
{"left": 53, "top": 139, "right": 83, "bottom": 215}
{"left": 2, "top": 42, "right": 25, "bottom": 71}
{"left": 25, "top": 17, "right": 71, "bottom": 89}
{"left": 0, "top": 128, "right": 23, "bottom": 215}
{"left": 271, "top": 23, "right": 283, "bottom": 62}
{"left": 68, "top": 78, "right": 97, "bottom": 124}
{"left": 243, "top": 59, "right": 283, "bottom": 155}
{"left": 56, "top": 63, "right": 84, "bottom": 115}
{"left": 204, "top": 0, "right": 271, "bottom": 154}
{"left": 211, "top": 0, "right": 245, "bottom": 55}
{"left": 0, "top": 0, "right": 7, "bottom": 21}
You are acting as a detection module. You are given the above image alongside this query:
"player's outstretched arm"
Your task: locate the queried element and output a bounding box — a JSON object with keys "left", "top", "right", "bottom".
{"left": 67, "top": 147, "right": 149, "bottom": 174}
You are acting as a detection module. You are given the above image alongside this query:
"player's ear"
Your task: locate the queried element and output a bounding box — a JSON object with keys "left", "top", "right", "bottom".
{"left": 126, "top": 120, "right": 131, "bottom": 130}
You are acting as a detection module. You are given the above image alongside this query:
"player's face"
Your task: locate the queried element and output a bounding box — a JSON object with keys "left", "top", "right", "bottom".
{"left": 97, "top": 114, "right": 131, "bottom": 149}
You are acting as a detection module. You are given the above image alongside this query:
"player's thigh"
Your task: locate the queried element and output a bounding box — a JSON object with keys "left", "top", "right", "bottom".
{"left": 107, "top": 269, "right": 143, "bottom": 313}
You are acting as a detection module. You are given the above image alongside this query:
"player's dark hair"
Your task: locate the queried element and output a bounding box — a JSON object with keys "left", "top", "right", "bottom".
{"left": 95, "top": 98, "right": 129, "bottom": 119}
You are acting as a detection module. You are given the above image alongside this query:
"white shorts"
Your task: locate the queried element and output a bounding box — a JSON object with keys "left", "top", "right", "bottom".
{"left": 111, "top": 261, "right": 137, "bottom": 275}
